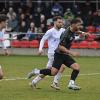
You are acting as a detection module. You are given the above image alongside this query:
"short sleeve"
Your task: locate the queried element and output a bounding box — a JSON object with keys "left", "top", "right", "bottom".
{"left": 59, "top": 31, "right": 67, "bottom": 46}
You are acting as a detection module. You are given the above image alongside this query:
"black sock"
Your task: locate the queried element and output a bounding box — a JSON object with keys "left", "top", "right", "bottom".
{"left": 40, "top": 69, "right": 51, "bottom": 75}
{"left": 71, "top": 70, "right": 79, "bottom": 81}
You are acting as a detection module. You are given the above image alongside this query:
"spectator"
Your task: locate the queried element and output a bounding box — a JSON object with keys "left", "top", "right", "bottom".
{"left": 17, "top": 8, "right": 23, "bottom": 20}
{"left": 0, "top": 8, "right": 7, "bottom": 14}
{"left": 64, "top": 8, "right": 74, "bottom": 28}
{"left": 17, "top": 21, "right": 27, "bottom": 40}
{"left": 7, "top": 7, "right": 16, "bottom": 21}
{"left": 44, "top": 1, "right": 52, "bottom": 19}
{"left": 19, "top": 21, "right": 27, "bottom": 32}
{"left": 84, "top": 10, "right": 93, "bottom": 26}
{"left": 8, "top": 14, "right": 18, "bottom": 32}
{"left": 72, "top": 4, "right": 81, "bottom": 16}
{"left": 19, "top": 13, "right": 26, "bottom": 22}
{"left": 40, "top": 14, "right": 47, "bottom": 33}
{"left": 26, "top": 22, "right": 37, "bottom": 41}
{"left": 26, "top": 14, "right": 34, "bottom": 28}
{"left": 51, "top": 1, "right": 63, "bottom": 16}
{"left": 33, "top": 7, "right": 41, "bottom": 29}
{"left": 18, "top": 13, "right": 28, "bottom": 32}
{"left": 82, "top": 0, "right": 92, "bottom": 16}
{"left": 64, "top": 8, "right": 74, "bottom": 19}
{"left": 93, "top": 9, "right": 100, "bottom": 27}
{"left": 47, "top": 18, "right": 54, "bottom": 29}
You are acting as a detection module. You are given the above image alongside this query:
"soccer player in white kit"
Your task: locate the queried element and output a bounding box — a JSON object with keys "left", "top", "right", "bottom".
{"left": 0, "top": 14, "right": 8, "bottom": 79}
{"left": 28, "top": 16, "right": 65, "bottom": 90}
{"left": 0, "top": 28, "right": 10, "bottom": 55}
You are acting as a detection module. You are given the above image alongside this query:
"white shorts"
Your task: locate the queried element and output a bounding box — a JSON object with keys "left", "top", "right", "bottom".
{"left": 46, "top": 53, "right": 54, "bottom": 69}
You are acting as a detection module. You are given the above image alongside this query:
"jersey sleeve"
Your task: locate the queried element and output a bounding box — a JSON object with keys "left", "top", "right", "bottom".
{"left": 39, "top": 30, "right": 51, "bottom": 50}
{"left": 59, "top": 31, "right": 67, "bottom": 46}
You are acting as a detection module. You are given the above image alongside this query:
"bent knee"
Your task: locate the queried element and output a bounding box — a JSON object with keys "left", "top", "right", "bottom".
{"left": 0, "top": 74, "right": 3, "bottom": 79}
{"left": 71, "top": 63, "right": 80, "bottom": 70}
{"left": 51, "top": 70, "right": 58, "bottom": 76}
{"left": 51, "top": 71, "right": 57, "bottom": 76}
{"left": 50, "top": 67, "right": 58, "bottom": 76}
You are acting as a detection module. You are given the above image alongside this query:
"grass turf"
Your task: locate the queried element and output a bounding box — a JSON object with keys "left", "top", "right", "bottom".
{"left": 0, "top": 55, "right": 100, "bottom": 100}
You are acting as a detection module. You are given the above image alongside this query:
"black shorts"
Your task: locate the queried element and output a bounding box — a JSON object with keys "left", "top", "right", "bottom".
{"left": 52, "top": 53, "right": 76, "bottom": 70}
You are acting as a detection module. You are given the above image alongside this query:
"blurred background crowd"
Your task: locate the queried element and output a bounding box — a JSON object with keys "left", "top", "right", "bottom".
{"left": 0, "top": 0, "right": 100, "bottom": 41}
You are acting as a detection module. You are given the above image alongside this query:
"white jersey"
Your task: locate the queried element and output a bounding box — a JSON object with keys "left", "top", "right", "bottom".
{"left": 39, "top": 27, "right": 65, "bottom": 54}
{"left": 0, "top": 29, "right": 9, "bottom": 49}
{"left": 0, "top": 29, "right": 7, "bottom": 40}
{"left": 0, "top": 30, "right": 4, "bottom": 39}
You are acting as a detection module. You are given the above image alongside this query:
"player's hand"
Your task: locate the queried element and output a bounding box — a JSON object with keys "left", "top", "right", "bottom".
{"left": 38, "top": 49, "right": 44, "bottom": 55}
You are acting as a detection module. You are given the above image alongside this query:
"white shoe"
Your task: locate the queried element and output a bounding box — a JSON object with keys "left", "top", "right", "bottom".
{"left": 27, "top": 68, "right": 39, "bottom": 79}
{"left": 68, "top": 83, "right": 81, "bottom": 90}
{"left": 51, "top": 82, "right": 60, "bottom": 90}
{"left": 29, "top": 82, "right": 36, "bottom": 89}
{"left": 29, "top": 82, "right": 41, "bottom": 89}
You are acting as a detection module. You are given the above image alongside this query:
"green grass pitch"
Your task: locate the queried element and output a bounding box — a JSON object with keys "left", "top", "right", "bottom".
{"left": 0, "top": 55, "right": 100, "bottom": 100}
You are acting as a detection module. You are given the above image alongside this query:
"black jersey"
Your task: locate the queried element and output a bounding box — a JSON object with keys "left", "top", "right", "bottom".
{"left": 55, "top": 27, "right": 75, "bottom": 54}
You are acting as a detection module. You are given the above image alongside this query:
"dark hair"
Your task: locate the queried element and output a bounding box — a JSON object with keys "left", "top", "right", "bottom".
{"left": 70, "top": 19, "right": 81, "bottom": 25}
{"left": 53, "top": 16, "right": 62, "bottom": 22}
{"left": 0, "top": 14, "right": 8, "bottom": 23}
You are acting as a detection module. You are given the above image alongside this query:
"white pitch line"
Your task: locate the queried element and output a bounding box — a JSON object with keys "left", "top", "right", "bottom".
{"left": 0, "top": 72, "right": 100, "bottom": 81}
{"left": 63, "top": 72, "right": 100, "bottom": 77}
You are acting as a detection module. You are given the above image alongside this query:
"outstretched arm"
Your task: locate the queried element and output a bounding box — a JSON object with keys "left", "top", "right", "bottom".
{"left": 58, "top": 45, "right": 80, "bottom": 56}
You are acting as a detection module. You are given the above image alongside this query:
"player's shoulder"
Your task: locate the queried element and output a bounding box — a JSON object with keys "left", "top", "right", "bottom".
{"left": 48, "top": 27, "right": 55, "bottom": 31}
{"left": 60, "top": 28, "right": 65, "bottom": 34}
{"left": 60, "top": 28, "right": 65, "bottom": 31}
{"left": 46, "top": 27, "right": 55, "bottom": 33}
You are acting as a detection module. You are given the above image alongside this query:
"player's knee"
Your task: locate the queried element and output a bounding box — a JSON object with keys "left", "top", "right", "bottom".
{"left": 0, "top": 74, "right": 3, "bottom": 79}
{"left": 71, "top": 63, "right": 80, "bottom": 70}
{"left": 51, "top": 72, "right": 57, "bottom": 76}
{"left": 59, "top": 65, "right": 66, "bottom": 73}
{"left": 51, "top": 69, "right": 58, "bottom": 76}
{"left": 50, "top": 67, "right": 58, "bottom": 76}
{"left": 75, "top": 64, "right": 80, "bottom": 70}
{"left": 0, "top": 68, "right": 3, "bottom": 79}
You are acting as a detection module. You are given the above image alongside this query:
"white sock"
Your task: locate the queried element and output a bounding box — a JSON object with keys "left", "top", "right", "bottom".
{"left": 32, "top": 75, "right": 42, "bottom": 84}
{"left": 0, "top": 65, "right": 2, "bottom": 69}
{"left": 53, "top": 72, "right": 62, "bottom": 84}
{"left": 69, "top": 80, "right": 75, "bottom": 85}
{"left": 33, "top": 69, "right": 40, "bottom": 75}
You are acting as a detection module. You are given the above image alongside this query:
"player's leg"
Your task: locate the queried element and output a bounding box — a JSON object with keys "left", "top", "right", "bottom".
{"left": 27, "top": 53, "right": 63, "bottom": 89}
{"left": 68, "top": 63, "right": 80, "bottom": 90}
{"left": 29, "top": 74, "right": 44, "bottom": 89}
{"left": 0, "top": 65, "right": 3, "bottom": 79}
{"left": 28, "top": 53, "right": 54, "bottom": 88}
{"left": 50, "top": 53, "right": 64, "bottom": 90}
{"left": 2, "top": 41, "right": 10, "bottom": 55}
{"left": 28, "top": 66, "right": 58, "bottom": 77}
{"left": 51, "top": 64, "right": 66, "bottom": 90}
{"left": 64, "top": 55, "right": 80, "bottom": 90}
{"left": 28, "top": 53, "right": 63, "bottom": 77}
{"left": 39, "top": 53, "right": 63, "bottom": 76}
{"left": 4, "top": 49, "right": 9, "bottom": 55}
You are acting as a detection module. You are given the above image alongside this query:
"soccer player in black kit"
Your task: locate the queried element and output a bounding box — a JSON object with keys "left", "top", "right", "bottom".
{"left": 28, "top": 19, "right": 90, "bottom": 90}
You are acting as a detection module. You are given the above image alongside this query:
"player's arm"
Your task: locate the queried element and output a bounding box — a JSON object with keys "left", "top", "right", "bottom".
{"left": 39, "top": 30, "right": 51, "bottom": 55}
{"left": 76, "top": 31, "right": 90, "bottom": 36}
{"left": 58, "top": 45, "right": 79, "bottom": 56}
{"left": 75, "top": 30, "right": 91, "bottom": 41}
